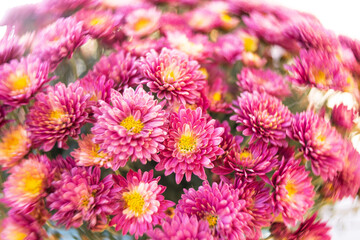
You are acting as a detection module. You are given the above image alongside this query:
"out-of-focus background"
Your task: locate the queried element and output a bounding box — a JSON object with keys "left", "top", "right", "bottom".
{"left": 1, "top": 0, "right": 360, "bottom": 239}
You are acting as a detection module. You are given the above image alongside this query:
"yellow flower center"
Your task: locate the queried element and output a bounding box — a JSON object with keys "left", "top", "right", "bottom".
{"left": 316, "top": 134, "right": 326, "bottom": 143}
{"left": 0, "top": 130, "right": 22, "bottom": 158}
{"left": 212, "top": 92, "right": 222, "bottom": 102}
{"left": 22, "top": 171, "right": 44, "bottom": 195}
{"left": 239, "top": 150, "right": 253, "bottom": 161}
{"left": 312, "top": 69, "right": 327, "bottom": 85}
{"left": 80, "top": 195, "right": 90, "bottom": 209}
{"left": 134, "top": 18, "right": 151, "bottom": 31}
{"left": 49, "top": 109, "right": 66, "bottom": 120}
{"left": 8, "top": 73, "right": 30, "bottom": 92}
{"left": 11, "top": 231, "right": 27, "bottom": 240}
{"left": 89, "top": 17, "right": 106, "bottom": 26}
{"left": 206, "top": 214, "right": 218, "bottom": 228}
{"left": 243, "top": 36, "right": 258, "bottom": 52}
{"left": 120, "top": 115, "right": 144, "bottom": 134}
{"left": 178, "top": 134, "right": 197, "bottom": 153}
{"left": 285, "top": 181, "right": 297, "bottom": 199}
{"left": 123, "top": 191, "right": 145, "bottom": 216}
{"left": 220, "top": 13, "right": 232, "bottom": 24}
{"left": 199, "top": 67, "right": 208, "bottom": 79}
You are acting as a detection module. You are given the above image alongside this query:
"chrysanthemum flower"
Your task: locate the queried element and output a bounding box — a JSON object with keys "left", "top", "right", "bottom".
{"left": 331, "top": 103, "right": 358, "bottom": 131}
{"left": 159, "top": 12, "right": 192, "bottom": 36}
{"left": 0, "top": 212, "right": 44, "bottom": 240}
{"left": 236, "top": 30, "right": 259, "bottom": 53}
{"left": 32, "top": 17, "right": 88, "bottom": 70}
{"left": 288, "top": 213, "right": 331, "bottom": 240}
{"left": 290, "top": 110, "right": 343, "bottom": 180}
{"left": 237, "top": 68, "right": 290, "bottom": 99}
{"left": 0, "top": 32, "right": 24, "bottom": 65}
{"left": 140, "top": 48, "right": 206, "bottom": 105}
{"left": 47, "top": 167, "right": 118, "bottom": 230}
{"left": 122, "top": 37, "right": 168, "bottom": 57}
{"left": 286, "top": 49, "right": 349, "bottom": 91}
{"left": 156, "top": 106, "right": 224, "bottom": 183}
{"left": 0, "top": 124, "right": 31, "bottom": 169}
{"left": 123, "top": 7, "right": 161, "bottom": 37}
{"left": 177, "top": 181, "right": 252, "bottom": 239}
{"left": 26, "top": 82, "right": 89, "bottom": 151}
{"left": 231, "top": 91, "right": 292, "bottom": 147}
{"left": 272, "top": 157, "right": 315, "bottom": 226}
{"left": 3, "top": 154, "right": 51, "bottom": 212}
{"left": 339, "top": 34, "right": 360, "bottom": 62}
{"left": 110, "top": 170, "right": 174, "bottom": 239}
{"left": 235, "top": 178, "right": 273, "bottom": 239}
{"left": 92, "top": 86, "right": 168, "bottom": 170}
{"left": 92, "top": 50, "right": 141, "bottom": 92}
{"left": 148, "top": 212, "right": 214, "bottom": 240}
{"left": 214, "top": 33, "right": 244, "bottom": 64}
{"left": 0, "top": 56, "right": 52, "bottom": 107}
{"left": 185, "top": 8, "right": 219, "bottom": 33}
{"left": 322, "top": 140, "right": 360, "bottom": 200}
{"left": 206, "top": 77, "right": 232, "bottom": 113}
{"left": 71, "top": 134, "right": 113, "bottom": 168}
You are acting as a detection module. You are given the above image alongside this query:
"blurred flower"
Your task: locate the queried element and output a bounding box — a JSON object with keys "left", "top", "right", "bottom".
{"left": 92, "top": 86, "right": 168, "bottom": 170}
{"left": 110, "top": 170, "right": 174, "bottom": 239}
{"left": 124, "top": 7, "right": 161, "bottom": 37}
{"left": 0, "top": 32, "right": 24, "bottom": 65}
{"left": 213, "top": 33, "right": 244, "bottom": 64}
{"left": 140, "top": 48, "right": 206, "bottom": 105}
{"left": 0, "top": 124, "right": 31, "bottom": 170}
{"left": 206, "top": 77, "right": 232, "bottom": 113}
{"left": 331, "top": 103, "right": 358, "bottom": 131}
{"left": 26, "top": 82, "right": 89, "bottom": 151}
{"left": 156, "top": 106, "right": 224, "bottom": 183}
{"left": 231, "top": 91, "right": 292, "bottom": 147}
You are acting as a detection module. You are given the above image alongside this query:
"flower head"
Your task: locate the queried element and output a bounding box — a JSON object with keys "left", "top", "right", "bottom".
{"left": 26, "top": 82, "right": 89, "bottom": 151}
{"left": 272, "top": 157, "right": 315, "bottom": 226}
{"left": 0, "top": 32, "right": 24, "bottom": 65}
{"left": 213, "top": 33, "right": 244, "bottom": 64}
{"left": 0, "top": 56, "right": 52, "bottom": 107}
{"left": 231, "top": 91, "right": 292, "bottom": 147}
{"left": 0, "top": 124, "right": 31, "bottom": 169}
{"left": 124, "top": 7, "right": 161, "bottom": 37}
{"left": 288, "top": 213, "right": 331, "bottom": 240}
{"left": 331, "top": 103, "right": 358, "bottom": 131}
{"left": 110, "top": 170, "right": 174, "bottom": 239}
{"left": 290, "top": 110, "right": 344, "bottom": 180}
{"left": 206, "top": 77, "right": 232, "bottom": 113}
{"left": 140, "top": 48, "right": 206, "bottom": 105}
{"left": 177, "top": 181, "right": 251, "bottom": 239}
{"left": 3, "top": 154, "right": 51, "bottom": 212}
{"left": 92, "top": 86, "right": 168, "bottom": 170}
{"left": 156, "top": 106, "right": 224, "bottom": 183}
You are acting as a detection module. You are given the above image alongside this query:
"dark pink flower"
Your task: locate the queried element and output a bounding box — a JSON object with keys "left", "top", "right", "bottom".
{"left": 331, "top": 103, "right": 358, "bottom": 131}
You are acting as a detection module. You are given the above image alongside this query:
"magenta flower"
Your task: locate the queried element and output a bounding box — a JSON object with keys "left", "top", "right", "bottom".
{"left": 123, "top": 7, "right": 161, "bottom": 37}
{"left": 0, "top": 32, "right": 24, "bottom": 65}
{"left": 231, "top": 91, "right": 292, "bottom": 147}
{"left": 110, "top": 170, "right": 174, "bottom": 239}
{"left": 290, "top": 110, "right": 344, "bottom": 180}
{"left": 92, "top": 50, "right": 141, "bottom": 92}
{"left": 3, "top": 154, "right": 52, "bottom": 213}
{"left": 0, "top": 124, "right": 31, "bottom": 170}
{"left": 47, "top": 167, "right": 118, "bottom": 230}
{"left": 92, "top": 86, "right": 168, "bottom": 170}
{"left": 339, "top": 34, "right": 360, "bottom": 62}
{"left": 148, "top": 212, "right": 214, "bottom": 240}
{"left": 237, "top": 67, "right": 290, "bottom": 99}
{"left": 26, "top": 82, "right": 89, "bottom": 151}
{"left": 156, "top": 106, "right": 224, "bottom": 183}
{"left": 32, "top": 17, "right": 88, "bottom": 70}
{"left": 40, "top": 0, "right": 99, "bottom": 15}
{"left": 331, "top": 103, "right": 358, "bottom": 131}
{"left": 272, "top": 157, "right": 315, "bottom": 226}
{"left": 206, "top": 77, "right": 232, "bottom": 113}
{"left": 288, "top": 213, "right": 331, "bottom": 240}
{"left": 140, "top": 47, "right": 206, "bottom": 105}
{"left": 177, "top": 181, "right": 252, "bottom": 240}
{"left": 0, "top": 56, "right": 52, "bottom": 107}
{"left": 214, "top": 33, "right": 244, "bottom": 64}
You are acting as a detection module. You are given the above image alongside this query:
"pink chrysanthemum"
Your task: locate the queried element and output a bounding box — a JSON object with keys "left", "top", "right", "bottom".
{"left": 290, "top": 110, "right": 344, "bottom": 180}
{"left": 71, "top": 134, "right": 113, "bottom": 168}
{"left": 122, "top": 37, "right": 168, "bottom": 57}
{"left": 148, "top": 212, "right": 214, "bottom": 240}
{"left": 185, "top": 8, "right": 219, "bottom": 33}
{"left": 140, "top": 48, "right": 206, "bottom": 105}
{"left": 0, "top": 56, "right": 52, "bottom": 107}
{"left": 272, "top": 157, "right": 315, "bottom": 226}
{"left": 206, "top": 77, "right": 232, "bottom": 113}
{"left": 288, "top": 213, "right": 331, "bottom": 240}
{"left": 0, "top": 212, "right": 44, "bottom": 240}
{"left": 177, "top": 181, "right": 252, "bottom": 240}
{"left": 156, "top": 106, "right": 224, "bottom": 183}
{"left": 322, "top": 140, "right": 360, "bottom": 200}
{"left": 3, "top": 154, "right": 51, "bottom": 213}
{"left": 123, "top": 7, "right": 161, "bottom": 37}
{"left": 286, "top": 49, "right": 350, "bottom": 91}
{"left": 32, "top": 17, "right": 88, "bottom": 70}
{"left": 0, "top": 124, "right": 31, "bottom": 169}
{"left": 110, "top": 170, "right": 174, "bottom": 239}
{"left": 237, "top": 67, "right": 291, "bottom": 99}
{"left": 331, "top": 103, "right": 358, "bottom": 131}
{"left": 92, "top": 86, "right": 168, "bottom": 170}
{"left": 339, "top": 34, "right": 360, "bottom": 62}
{"left": 47, "top": 167, "right": 118, "bottom": 230}
{"left": 159, "top": 12, "right": 192, "bottom": 35}
{"left": 230, "top": 91, "right": 292, "bottom": 147}
{"left": 92, "top": 50, "right": 141, "bottom": 92}
{"left": 214, "top": 33, "right": 244, "bottom": 64}
{"left": 26, "top": 82, "right": 89, "bottom": 151}
{"left": 235, "top": 178, "right": 273, "bottom": 239}
{"left": 0, "top": 32, "right": 24, "bottom": 65}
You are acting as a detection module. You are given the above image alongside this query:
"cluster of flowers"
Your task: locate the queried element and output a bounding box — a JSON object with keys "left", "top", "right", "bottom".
{"left": 0, "top": 0, "right": 360, "bottom": 239}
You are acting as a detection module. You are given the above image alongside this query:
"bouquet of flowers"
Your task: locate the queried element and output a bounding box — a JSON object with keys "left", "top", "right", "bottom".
{"left": 0, "top": 0, "right": 359, "bottom": 239}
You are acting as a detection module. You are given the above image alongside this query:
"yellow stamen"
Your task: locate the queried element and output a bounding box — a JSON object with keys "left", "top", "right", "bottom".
{"left": 134, "top": 18, "right": 151, "bottom": 31}
{"left": 12, "top": 231, "right": 27, "bottom": 240}
{"left": 49, "top": 109, "right": 66, "bottom": 120}
{"left": 178, "top": 134, "right": 197, "bottom": 153}
{"left": 120, "top": 115, "right": 144, "bottom": 134}
{"left": 89, "top": 17, "right": 106, "bottom": 26}
{"left": 8, "top": 73, "right": 30, "bottom": 92}
{"left": 242, "top": 36, "right": 258, "bottom": 52}
{"left": 206, "top": 214, "right": 218, "bottom": 228}
{"left": 316, "top": 134, "right": 326, "bottom": 143}
{"left": 285, "top": 181, "right": 297, "bottom": 199}
{"left": 212, "top": 92, "right": 222, "bottom": 102}
{"left": 220, "top": 13, "right": 232, "bottom": 23}
{"left": 0, "top": 129, "right": 22, "bottom": 158}
{"left": 239, "top": 150, "right": 253, "bottom": 161}
{"left": 123, "top": 191, "right": 145, "bottom": 216}
{"left": 199, "top": 67, "right": 208, "bottom": 79}
{"left": 312, "top": 69, "right": 327, "bottom": 85}
{"left": 22, "top": 171, "right": 44, "bottom": 195}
